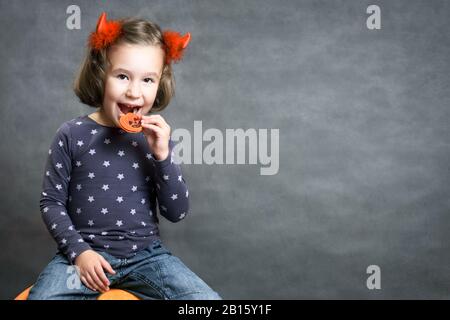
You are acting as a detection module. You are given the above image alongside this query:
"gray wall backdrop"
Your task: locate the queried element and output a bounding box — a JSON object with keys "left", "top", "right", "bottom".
{"left": 1, "top": 0, "right": 449, "bottom": 299}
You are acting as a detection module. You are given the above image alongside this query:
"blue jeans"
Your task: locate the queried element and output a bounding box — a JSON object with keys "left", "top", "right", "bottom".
{"left": 28, "top": 240, "right": 221, "bottom": 300}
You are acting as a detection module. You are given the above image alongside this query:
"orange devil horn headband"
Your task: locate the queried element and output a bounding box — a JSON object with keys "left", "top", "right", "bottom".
{"left": 162, "top": 31, "right": 191, "bottom": 64}
{"left": 89, "top": 12, "right": 122, "bottom": 51}
{"left": 89, "top": 12, "right": 191, "bottom": 65}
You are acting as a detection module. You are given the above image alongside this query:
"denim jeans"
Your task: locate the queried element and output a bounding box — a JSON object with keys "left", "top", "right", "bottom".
{"left": 28, "top": 240, "right": 222, "bottom": 300}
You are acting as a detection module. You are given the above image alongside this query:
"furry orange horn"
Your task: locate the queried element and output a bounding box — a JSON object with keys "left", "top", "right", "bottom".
{"left": 89, "top": 12, "right": 122, "bottom": 51}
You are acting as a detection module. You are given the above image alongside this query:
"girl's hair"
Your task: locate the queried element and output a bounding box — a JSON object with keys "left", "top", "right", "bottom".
{"left": 73, "top": 18, "right": 174, "bottom": 112}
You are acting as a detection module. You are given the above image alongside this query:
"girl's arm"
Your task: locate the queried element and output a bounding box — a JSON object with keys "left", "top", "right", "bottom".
{"left": 40, "top": 122, "right": 91, "bottom": 263}
{"left": 151, "top": 139, "right": 190, "bottom": 222}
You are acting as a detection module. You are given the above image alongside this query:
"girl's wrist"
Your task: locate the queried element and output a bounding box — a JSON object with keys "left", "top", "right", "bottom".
{"left": 154, "top": 149, "right": 169, "bottom": 161}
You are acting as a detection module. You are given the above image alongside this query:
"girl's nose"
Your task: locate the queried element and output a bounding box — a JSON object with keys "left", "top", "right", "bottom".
{"left": 126, "top": 82, "right": 141, "bottom": 98}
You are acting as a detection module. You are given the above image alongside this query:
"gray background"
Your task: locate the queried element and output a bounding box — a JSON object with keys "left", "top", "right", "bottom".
{"left": 1, "top": 0, "right": 449, "bottom": 299}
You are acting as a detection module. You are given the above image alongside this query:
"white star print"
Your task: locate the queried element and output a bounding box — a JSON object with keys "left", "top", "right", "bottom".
{"left": 89, "top": 149, "right": 96, "bottom": 155}
{"left": 88, "top": 234, "right": 95, "bottom": 239}
{"left": 76, "top": 161, "right": 82, "bottom": 167}
{"left": 141, "top": 198, "right": 146, "bottom": 204}
{"left": 130, "top": 209, "right": 136, "bottom": 215}
{"left": 160, "top": 205, "right": 167, "bottom": 212}
{"left": 116, "top": 220, "right": 123, "bottom": 227}
{"left": 132, "top": 162, "right": 139, "bottom": 169}
{"left": 118, "top": 150, "right": 125, "bottom": 157}
{"left": 119, "top": 236, "right": 125, "bottom": 240}
{"left": 88, "top": 220, "right": 94, "bottom": 226}
{"left": 88, "top": 196, "right": 94, "bottom": 202}
{"left": 171, "top": 194, "right": 178, "bottom": 200}
{"left": 116, "top": 196, "right": 124, "bottom": 203}
{"left": 186, "top": 190, "right": 189, "bottom": 198}
{"left": 76, "top": 184, "right": 82, "bottom": 191}
{"left": 145, "top": 176, "right": 150, "bottom": 182}
{"left": 77, "top": 140, "right": 84, "bottom": 147}
{"left": 101, "top": 232, "right": 108, "bottom": 235}
{"left": 103, "top": 161, "right": 110, "bottom": 167}
{"left": 117, "top": 173, "right": 124, "bottom": 180}
{"left": 104, "top": 138, "right": 111, "bottom": 144}
{"left": 102, "top": 184, "right": 109, "bottom": 191}
{"left": 104, "top": 245, "right": 110, "bottom": 249}
{"left": 179, "top": 212, "right": 186, "bottom": 220}
{"left": 88, "top": 172, "right": 95, "bottom": 179}
{"left": 146, "top": 153, "right": 153, "bottom": 160}
{"left": 91, "top": 129, "right": 98, "bottom": 135}
{"left": 56, "top": 163, "right": 63, "bottom": 169}
{"left": 131, "top": 141, "right": 138, "bottom": 147}
{"left": 78, "top": 239, "right": 84, "bottom": 243}
{"left": 48, "top": 149, "right": 52, "bottom": 154}
{"left": 70, "top": 252, "right": 76, "bottom": 259}
{"left": 163, "top": 175, "right": 169, "bottom": 181}
{"left": 42, "top": 192, "right": 47, "bottom": 196}
{"left": 76, "top": 208, "right": 82, "bottom": 214}
{"left": 101, "top": 208, "right": 108, "bottom": 214}
{"left": 43, "top": 207, "right": 49, "bottom": 213}
{"left": 178, "top": 175, "right": 183, "bottom": 182}
{"left": 51, "top": 223, "right": 57, "bottom": 230}
{"left": 76, "top": 121, "right": 82, "bottom": 125}
{"left": 132, "top": 245, "right": 137, "bottom": 250}
{"left": 56, "top": 184, "right": 62, "bottom": 190}
{"left": 149, "top": 210, "right": 153, "bottom": 216}
{"left": 58, "top": 140, "right": 63, "bottom": 147}
{"left": 61, "top": 238, "right": 67, "bottom": 245}
{"left": 131, "top": 186, "right": 137, "bottom": 192}
{"left": 68, "top": 225, "right": 74, "bottom": 231}
{"left": 141, "top": 221, "right": 146, "bottom": 226}
{"left": 60, "top": 211, "right": 66, "bottom": 216}
{"left": 46, "top": 171, "right": 50, "bottom": 176}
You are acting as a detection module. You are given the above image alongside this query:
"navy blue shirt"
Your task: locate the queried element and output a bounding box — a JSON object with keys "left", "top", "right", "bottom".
{"left": 40, "top": 114, "right": 189, "bottom": 263}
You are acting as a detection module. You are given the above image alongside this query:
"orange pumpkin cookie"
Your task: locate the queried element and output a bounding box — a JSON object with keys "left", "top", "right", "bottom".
{"left": 119, "top": 113, "right": 142, "bottom": 133}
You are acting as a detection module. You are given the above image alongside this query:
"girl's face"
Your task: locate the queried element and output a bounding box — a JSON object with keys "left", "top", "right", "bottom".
{"left": 101, "top": 43, "right": 165, "bottom": 127}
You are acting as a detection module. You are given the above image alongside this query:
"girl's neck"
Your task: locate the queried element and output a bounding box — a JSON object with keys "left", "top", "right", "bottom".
{"left": 88, "top": 109, "right": 115, "bottom": 127}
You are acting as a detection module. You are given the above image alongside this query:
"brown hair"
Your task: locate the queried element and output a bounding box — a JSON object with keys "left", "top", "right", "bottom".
{"left": 73, "top": 18, "right": 174, "bottom": 112}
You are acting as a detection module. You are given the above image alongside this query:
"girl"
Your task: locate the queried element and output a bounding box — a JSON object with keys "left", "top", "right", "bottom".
{"left": 28, "top": 12, "right": 221, "bottom": 300}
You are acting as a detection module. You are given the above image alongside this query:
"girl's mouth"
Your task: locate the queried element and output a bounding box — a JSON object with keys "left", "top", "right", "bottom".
{"left": 118, "top": 103, "right": 143, "bottom": 116}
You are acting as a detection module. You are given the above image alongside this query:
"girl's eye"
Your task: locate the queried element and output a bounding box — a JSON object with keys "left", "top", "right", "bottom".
{"left": 117, "top": 74, "right": 129, "bottom": 80}
{"left": 144, "top": 78, "right": 155, "bottom": 84}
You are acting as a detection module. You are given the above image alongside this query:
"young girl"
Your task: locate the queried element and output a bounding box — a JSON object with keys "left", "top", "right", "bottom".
{"left": 28, "top": 12, "right": 221, "bottom": 300}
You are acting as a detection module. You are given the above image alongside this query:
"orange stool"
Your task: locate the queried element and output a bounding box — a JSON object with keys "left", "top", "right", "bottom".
{"left": 14, "top": 286, "right": 140, "bottom": 300}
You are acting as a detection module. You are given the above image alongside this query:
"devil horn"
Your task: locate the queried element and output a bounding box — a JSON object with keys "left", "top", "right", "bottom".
{"left": 96, "top": 12, "right": 107, "bottom": 33}
{"left": 181, "top": 33, "right": 191, "bottom": 49}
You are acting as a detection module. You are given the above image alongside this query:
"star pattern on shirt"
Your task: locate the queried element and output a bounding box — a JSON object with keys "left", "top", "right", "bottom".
{"left": 41, "top": 117, "right": 190, "bottom": 261}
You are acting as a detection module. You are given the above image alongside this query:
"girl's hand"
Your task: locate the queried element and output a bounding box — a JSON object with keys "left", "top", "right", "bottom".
{"left": 75, "top": 250, "right": 116, "bottom": 293}
{"left": 140, "top": 114, "right": 171, "bottom": 161}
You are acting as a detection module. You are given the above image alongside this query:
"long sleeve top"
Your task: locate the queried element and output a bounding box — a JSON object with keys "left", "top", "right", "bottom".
{"left": 39, "top": 114, "right": 189, "bottom": 263}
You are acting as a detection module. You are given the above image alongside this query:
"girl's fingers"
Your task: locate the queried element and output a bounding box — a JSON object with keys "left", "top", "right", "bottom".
{"left": 81, "top": 276, "right": 92, "bottom": 291}
{"left": 90, "top": 268, "right": 107, "bottom": 292}
{"left": 84, "top": 273, "right": 98, "bottom": 292}
{"left": 100, "top": 256, "right": 116, "bottom": 275}
{"left": 94, "top": 264, "right": 110, "bottom": 290}
{"left": 141, "top": 115, "right": 169, "bottom": 130}
{"left": 141, "top": 123, "right": 164, "bottom": 136}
